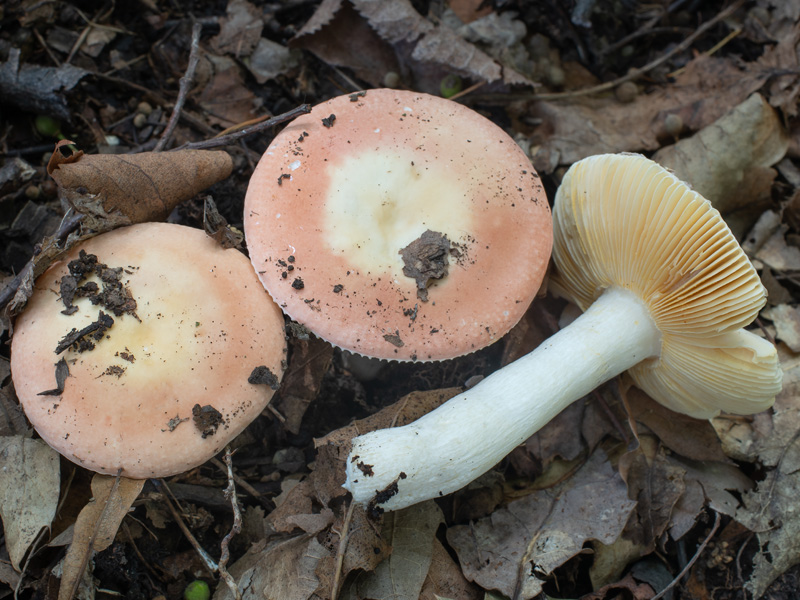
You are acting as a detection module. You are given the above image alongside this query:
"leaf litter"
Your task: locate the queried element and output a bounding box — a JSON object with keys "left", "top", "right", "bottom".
{"left": 2, "top": 0, "right": 800, "bottom": 598}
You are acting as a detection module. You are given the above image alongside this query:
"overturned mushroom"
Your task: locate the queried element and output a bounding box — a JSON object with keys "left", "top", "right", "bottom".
{"left": 244, "top": 89, "right": 552, "bottom": 361}
{"left": 344, "top": 153, "right": 783, "bottom": 512}
{"left": 11, "top": 223, "right": 286, "bottom": 478}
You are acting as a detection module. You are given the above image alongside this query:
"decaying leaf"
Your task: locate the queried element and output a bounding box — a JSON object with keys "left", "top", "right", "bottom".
{"left": 273, "top": 335, "right": 334, "bottom": 435}
{"left": 420, "top": 538, "right": 483, "bottom": 600}
{"left": 196, "top": 55, "right": 262, "bottom": 128}
{"left": 619, "top": 436, "right": 687, "bottom": 551}
{"left": 755, "top": 224, "right": 800, "bottom": 271}
{"left": 530, "top": 55, "right": 770, "bottom": 173}
{"left": 729, "top": 356, "right": 800, "bottom": 597}
{"left": 0, "top": 436, "right": 60, "bottom": 570}
{"left": 292, "top": 0, "right": 534, "bottom": 94}
{"left": 763, "top": 304, "right": 800, "bottom": 352}
{"left": 47, "top": 143, "right": 233, "bottom": 230}
{"left": 212, "top": 534, "right": 326, "bottom": 600}
{"left": 653, "top": 93, "right": 788, "bottom": 236}
{"left": 203, "top": 196, "right": 243, "bottom": 250}
{"left": 626, "top": 389, "right": 729, "bottom": 463}
{"left": 5, "top": 224, "right": 86, "bottom": 320}
{"left": 341, "top": 501, "right": 443, "bottom": 600}
{"left": 447, "top": 449, "right": 636, "bottom": 600}
{"left": 59, "top": 474, "right": 145, "bottom": 600}
{"left": 210, "top": 0, "right": 263, "bottom": 57}
{"left": 0, "top": 48, "right": 88, "bottom": 121}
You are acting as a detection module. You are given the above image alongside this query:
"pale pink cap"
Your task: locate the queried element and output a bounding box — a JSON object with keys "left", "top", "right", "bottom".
{"left": 245, "top": 89, "right": 552, "bottom": 361}
{"left": 11, "top": 223, "right": 286, "bottom": 478}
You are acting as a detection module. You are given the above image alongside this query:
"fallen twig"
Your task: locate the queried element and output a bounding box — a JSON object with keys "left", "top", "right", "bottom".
{"left": 154, "top": 478, "right": 218, "bottom": 575}
{"left": 330, "top": 501, "right": 356, "bottom": 600}
{"left": 173, "top": 104, "right": 312, "bottom": 151}
{"left": 155, "top": 22, "right": 202, "bottom": 152}
{"left": 219, "top": 447, "right": 243, "bottom": 600}
{"left": 536, "top": 0, "right": 746, "bottom": 101}
{"left": 651, "top": 511, "right": 721, "bottom": 600}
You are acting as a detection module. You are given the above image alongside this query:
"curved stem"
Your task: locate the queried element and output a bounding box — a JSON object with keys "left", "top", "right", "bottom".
{"left": 344, "top": 287, "right": 662, "bottom": 511}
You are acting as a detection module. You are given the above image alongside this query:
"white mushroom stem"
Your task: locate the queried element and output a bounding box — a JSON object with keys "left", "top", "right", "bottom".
{"left": 344, "top": 286, "right": 662, "bottom": 511}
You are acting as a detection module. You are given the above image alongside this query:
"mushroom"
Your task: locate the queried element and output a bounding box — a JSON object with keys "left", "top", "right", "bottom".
{"left": 10, "top": 222, "right": 286, "bottom": 478}
{"left": 244, "top": 89, "right": 552, "bottom": 361}
{"left": 344, "top": 153, "right": 783, "bottom": 512}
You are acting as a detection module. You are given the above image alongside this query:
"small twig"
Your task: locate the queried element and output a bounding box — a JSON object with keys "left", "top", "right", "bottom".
{"left": 173, "top": 104, "right": 312, "bottom": 151}
{"left": 668, "top": 27, "right": 742, "bottom": 78}
{"left": 533, "top": 0, "right": 745, "bottom": 101}
{"left": 330, "top": 501, "right": 356, "bottom": 600}
{"left": 155, "top": 22, "right": 203, "bottom": 152}
{"left": 154, "top": 479, "right": 218, "bottom": 575}
{"left": 448, "top": 80, "right": 487, "bottom": 102}
{"left": 650, "top": 511, "right": 721, "bottom": 600}
{"left": 210, "top": 456, "right": 266, "bottom": 503}
{"left": 31, "top": 27, "right": 61, "bottom": 66}
{"left": 219, "top": 447, "right": 244, "bottom": 600}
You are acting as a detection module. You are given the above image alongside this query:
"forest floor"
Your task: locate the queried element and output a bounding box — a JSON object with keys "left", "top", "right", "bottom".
{"left": 2, "top": 1, "right": 800, "bottom": 599}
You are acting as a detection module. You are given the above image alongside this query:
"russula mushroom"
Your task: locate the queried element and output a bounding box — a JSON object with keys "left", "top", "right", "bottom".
{"left": 244, "top": 89, "right": 552, "bottom": 361}
{"left": 11, "top": 223, "right": 286, "bottom": 478}
{"left": 344, "top": 153, "right": 783, "bottom": 512}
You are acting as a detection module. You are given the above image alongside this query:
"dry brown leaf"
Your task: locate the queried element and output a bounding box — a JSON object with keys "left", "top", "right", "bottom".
{"left": 618, "top": 436, "right": 685, "bottom": 552}
{"left": 58, "top": 474, "right": 145, "bottom": 600}
{"left": 711, "top": 355, "right": 800, "bottom": 597}
{"left": 653, "top": 93, "right": 788, "bottom": 236}
{"left": 274, "top": 336, "right": 334, "bottom": 435}
{"left": 292, "top": 0, "right": 533, "bottom": 93}
{"left": 763, "top": 304, "right": 800, "bottom": 352}
{"left": 447, "top": 449, "right": 636, "bottom": 600}
{"left": 196, "top": 56, "right": 261, "bottom": 128}
{"left": 341, "top": 501, "right": 443, "bottom": 600}
{"left": 590, "top": 536, "right": 648, "bottom": 590}
{"left": 0, "top": 385, "right": 28, "bottom": 436}
{"left": 756, "top": 225, "right": 800, "bottom": 270}
{"left": 47, "top": 142, "right": 233, "bottom": 230}
{"left": 757, "top": 21, "right": 800, "bottom": 116}
{"left": 530, "top": 55, "right": 769, "bottom": 173}
{"left": 210, "top": 0, "right": 263, "bottom": 57}
{"left": 0, "top": 436, "right": 60, "bottom": 570}
{"left": 524, "top": 401, "right": 585, "bottom": 466}
{"left": 212, "top": 534, "right": 326, "bottom": 600}
{"left": 420, "top": 538, "right": 483, "bottom": 600}
{"left": 5, "top": 223, "right": 86, "bottom": 321}
{"left": 626, "top": 388, "right": 729, "bottom": 463}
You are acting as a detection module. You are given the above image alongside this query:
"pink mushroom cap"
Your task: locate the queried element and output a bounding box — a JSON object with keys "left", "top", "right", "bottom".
{"left": 244, "top": 89, "right": 552, "bottom": 361}
{"left": 11, "top": 223, "right": 287, "bottom": 478}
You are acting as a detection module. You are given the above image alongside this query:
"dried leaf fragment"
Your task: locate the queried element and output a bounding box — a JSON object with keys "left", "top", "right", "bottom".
{"left": 48, "top": 144, "right": 233, "bottom": 230}
{"left": 59, "top": 475, "right": 145, "bottom": 600}
{"left": 0, "top": 436, "right": 60, "bottom": 570}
